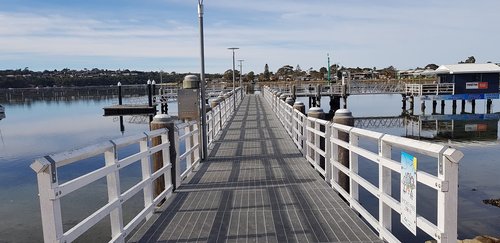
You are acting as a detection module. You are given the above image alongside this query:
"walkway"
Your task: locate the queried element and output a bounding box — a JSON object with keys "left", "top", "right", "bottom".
{"left": 129, "top": 94, "right": 383, "bottom": 243}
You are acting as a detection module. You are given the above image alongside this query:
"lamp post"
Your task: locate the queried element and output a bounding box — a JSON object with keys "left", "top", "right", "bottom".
{"left": 238, "top": 59, "right": 244, "bottom": 98}
{"left": 198, "top": 0, "right": 208, "bottom": 160}
{"left": 327, "top": 53, "right": 331, "bottom": 85}
{"left": 228, "top": 47, "right": 239, "bottom": 111}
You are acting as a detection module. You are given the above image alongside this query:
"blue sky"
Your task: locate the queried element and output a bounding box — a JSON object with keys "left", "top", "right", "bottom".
{"left": 1, "top": 0, "right": 499, "bottom": 74}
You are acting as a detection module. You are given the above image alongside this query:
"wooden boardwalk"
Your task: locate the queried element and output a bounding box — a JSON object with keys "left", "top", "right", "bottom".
{"left": 129, "top": 94, "right": 383, "bottom": 243}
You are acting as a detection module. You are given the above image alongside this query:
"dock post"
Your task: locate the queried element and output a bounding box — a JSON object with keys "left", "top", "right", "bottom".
{"left": 441, "top": 100, "right": 445, "bottom": 115}
{"left": 285, "top": 97, "right": 294, "bottom": 106}
{"left": 421, "top": 100, "right": 426, "bottom": 113}
{"left": 333, "top": 109, "right": 354, "bottom": 197}
{"left": 150, "top": 114, "right": 180, "bottom": 194}
{"left": 487, "top": 99, "right": 492, "bottom": 114}
{"left": 292, "top": 85, "right": 297, "bottom": 100}
{"left": 117, "top": 82, "right": 122, "bottom": 105}
{"left": 461, "top": 100, "right": 466, "bottom": 113}
{"left": 147, "top": 80, "right": 153, "bottom": 107}
{"left": 308, "top": 107, "right": 326, "bottom": 179}
{"left": 147, "top": 80, "right": 153, "bottom": 122}
{"left": 293, "top": 101, "right": 305, "bottom": 114}
{"left": 471, "top": 99, "right": 476, "bottom": 114}
{"left": 432, "top": 100, "right": 437, "bottom": 114}
{"left": 452, "top": 100, "right": 457, "bottom": 114}
{"left": 316, "top": 84, "right": 322, "bottom": 106}
{"left": 309, "top": 96, "right": 312, "bottom": 108}
{"left": 401, "top": 94, "right": 406, "bottom": 110}
{"left": 409, "top": 96, "right": 414, "bottom": 112}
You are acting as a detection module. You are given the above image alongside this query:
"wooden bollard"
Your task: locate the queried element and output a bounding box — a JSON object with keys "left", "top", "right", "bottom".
{"left": 280, "top": 94, "right": 287, "bottom": 101}
{"left": 308, "top": 107, "right": 325, "bottom": 119}
{"left": 332, "top": 109, "right": 354, "bottom": 194}
{"left": 308, "top": 107, "right": 326, "bottom": 178}
{"left": 293, "top": 101, "right": 305, "bottom": 114}
{"left": 150, "top": 114, "right": 180, "bottom": 194}
{"left": 292, "top": 85, "right": 297, "bottom": 100}
{"left": 285, "top": 97, "right": 294, "bottom": 106}
{"left": 117, "top": 82, "right": 123, "bottom": 105}
{"left": 471, "top": 99, "right": 476, "bottom": 114}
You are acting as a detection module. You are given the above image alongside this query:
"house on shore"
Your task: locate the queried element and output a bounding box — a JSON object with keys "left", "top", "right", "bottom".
{"left": 434, "top": 63, "right": 500, "bottom": 100}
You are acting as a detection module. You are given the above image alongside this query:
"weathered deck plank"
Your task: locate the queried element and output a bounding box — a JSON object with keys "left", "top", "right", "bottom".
{"left": 129, "top": 94, "right": 382, "bottom": 243}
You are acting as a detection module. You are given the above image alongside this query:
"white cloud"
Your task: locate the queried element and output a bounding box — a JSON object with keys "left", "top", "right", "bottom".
{"left": 0, "top": 0, "right": 499, "bottom": 73}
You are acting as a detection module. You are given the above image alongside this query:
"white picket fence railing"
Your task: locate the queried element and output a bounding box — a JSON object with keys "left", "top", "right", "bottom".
{"left": 405, "top": 83, "right": 455, "bottom": 96}
{"left": 31, "top": 88, "right": 243, "bottom": 243}
{"left": 264, "top": 86, "right": 463, "bottom": 243}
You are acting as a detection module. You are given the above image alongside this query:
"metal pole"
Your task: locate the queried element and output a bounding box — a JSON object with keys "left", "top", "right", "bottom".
{"left": 238, "top": 59, "right": 244, "bottom": 88}
{"left": 238, "top": 59, "right": 244, "bottom": 99}
{"left": 198, "top": 0, "right": 208, "bottom": 160}
{"left": 228, "top": 47, "right": 239, "bottom": 111}
{"left": 327, "top": 53, "right": 331, "bottom": 84}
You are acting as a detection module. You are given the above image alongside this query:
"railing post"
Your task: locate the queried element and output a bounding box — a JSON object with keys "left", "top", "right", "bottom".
{"left": 379, "top": 138, "right": 392, "bottom": 237}
{"left": 31, "top": 157, "right": 64, "bottom": 243}
{"left": 105, "top": 145, "right": 124, "bottom": 241}
{"left": 185, "top": 124, "right": 193, "bottom": 170}
{"left": 325, "top": 122, "right": 332, "bottom": 183}
{"left": 349, "top": 132, "right": 359, "bottom": 204}
{"left": 194, "top": 122, "right": 201, "bottom": 163}
{"left": 438, "top": 149, "right": 461, "bottom": 243}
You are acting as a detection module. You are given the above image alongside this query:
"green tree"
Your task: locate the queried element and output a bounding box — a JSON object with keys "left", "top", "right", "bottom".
{"left": 223, "top": 69, "right": 240, "bottom": 81}
{"left": 459, "top": 56, "right": 476, "bottom": 64}
{"left": 247, "top": 71, "right": 255, "bottom": 81}
{"left": 263, "top": 64, "right": 270, "bottom": 81}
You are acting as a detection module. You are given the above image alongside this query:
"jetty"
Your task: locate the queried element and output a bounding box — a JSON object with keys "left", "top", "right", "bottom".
{"left": 31, "top": 86, "right": 464, "bottom": 243}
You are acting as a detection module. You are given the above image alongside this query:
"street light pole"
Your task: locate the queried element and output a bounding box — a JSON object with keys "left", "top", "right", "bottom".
{"left": 327, "top": 53, "right": 331, "bottom": 85}
{"left": 238, "top": 59, "right": 244, "bottom": 98}
{"left": 228, "top": 47, "right": 239, "bottom": 111}
{"left": 198, "top": 0, "right": 208, "bottom": 160}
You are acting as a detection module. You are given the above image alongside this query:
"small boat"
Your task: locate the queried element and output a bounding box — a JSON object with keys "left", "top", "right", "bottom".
{"left": 0, "top": 105, "right": 4, "bottom": 113}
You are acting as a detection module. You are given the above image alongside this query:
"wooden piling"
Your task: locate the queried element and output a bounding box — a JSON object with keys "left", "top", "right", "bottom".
{"left": 461, "top": 100, "right": 466, "bottom": 113}
{"left": 402, "top": 94, "right": 406, "bottom": 110}
{"left": 333, "top": 109, "right": 354, "bottom": 194}
{"left": 441, "top": 100, "right": 445, "bottom": 115}
{"left": 487, "top": 99, "right": 492, "bottom": 114}
{"left": 452, "top": 100, "right": 457, "bottom": 114}
{"left": 471, "top": 99, "right": 476, "bottom": 114}
{"left": 150, "top": 114, "right": 179, "bottom": 194}
{"left": 432, "top": 100, "right": 437, "bottom": 114}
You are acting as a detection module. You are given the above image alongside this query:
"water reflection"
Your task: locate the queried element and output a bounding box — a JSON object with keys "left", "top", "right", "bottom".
{"left": 1, "top": 90, "right": 499, "bottom": 242}
{"left": 354, "top": 113, "right": 500, "bottom": 143}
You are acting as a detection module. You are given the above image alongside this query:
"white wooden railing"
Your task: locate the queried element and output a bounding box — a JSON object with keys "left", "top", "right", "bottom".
{"left": 406, "top": 83, "right": 455, "bottom": 96}
{"left": 264, "top": 86, "right": 463, "bottom": 243}
{"left": 30, "top": 130, "right": 173, "bottom": 243}
{"left": 206, "top": 88, "right": 243, "bottom": 147}
{"left": 32, "top": 88, "right": 243, "bottom": 243}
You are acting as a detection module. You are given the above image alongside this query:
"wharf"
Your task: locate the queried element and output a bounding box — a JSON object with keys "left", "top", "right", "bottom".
{"left": 129, "top": 95, "right": 382, "bottom": 243}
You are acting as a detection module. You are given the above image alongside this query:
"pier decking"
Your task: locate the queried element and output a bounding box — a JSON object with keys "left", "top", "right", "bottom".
{"left": 129, "top": 95, "right": 382, "bottom": 243}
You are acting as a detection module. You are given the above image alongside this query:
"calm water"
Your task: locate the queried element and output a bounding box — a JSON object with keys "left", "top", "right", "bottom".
{"left": 0, "top": 90, "right": 499, "bottom": 242}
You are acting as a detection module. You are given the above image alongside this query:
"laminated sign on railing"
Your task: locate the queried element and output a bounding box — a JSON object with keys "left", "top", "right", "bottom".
{"left": 264, "top": 86, "right": 463, "bottom": 243}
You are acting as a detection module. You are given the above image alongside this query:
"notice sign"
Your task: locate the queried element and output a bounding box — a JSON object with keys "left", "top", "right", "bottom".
{"left": 401, "top": 152, "right": 417, "bottom": 235}
{"left": 466, "top": 82, "right": 488, "bottom": 90}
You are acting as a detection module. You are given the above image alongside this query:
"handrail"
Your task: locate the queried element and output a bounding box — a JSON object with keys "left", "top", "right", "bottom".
{"left": 263, "top": 86, "right": 463, "bottom": 243}
{"left": 32, "top": 87, "right": 244, "bottom": 243}
{"left": 31, "top": 130, "right": 172, "bottom": 243}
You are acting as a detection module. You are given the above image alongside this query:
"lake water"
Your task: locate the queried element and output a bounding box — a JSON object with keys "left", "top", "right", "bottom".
{"left": 0, "top": 89, "right": 499, "bottom": 242}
